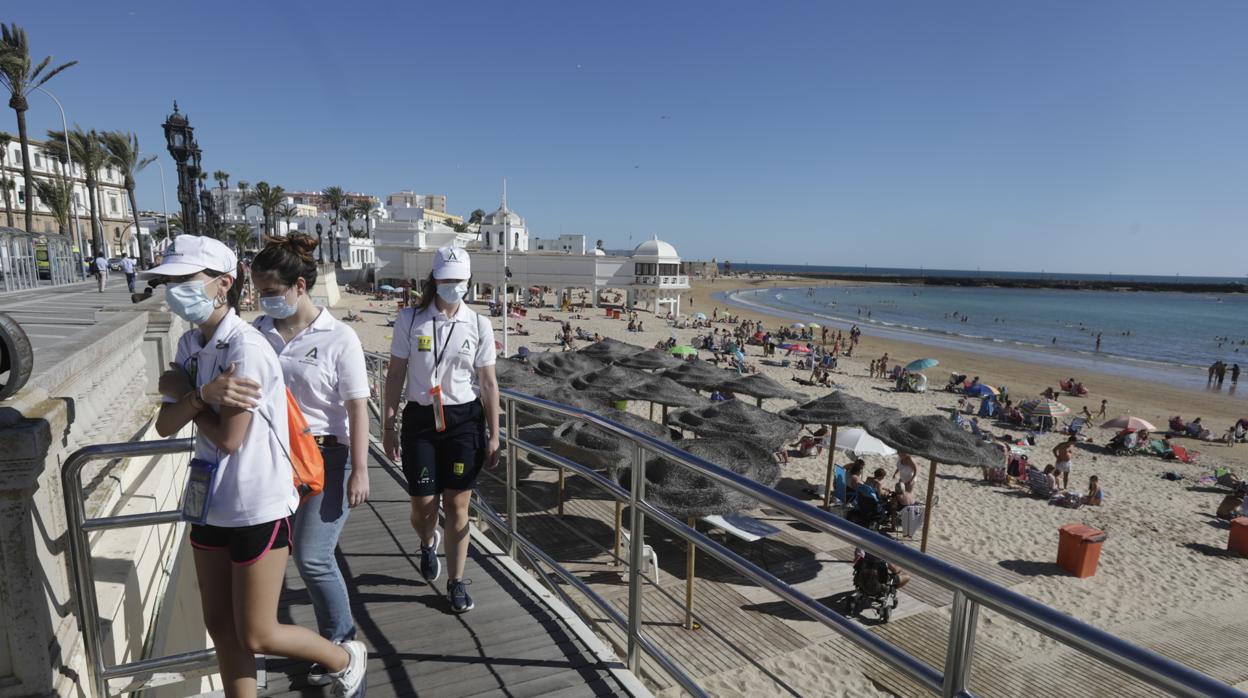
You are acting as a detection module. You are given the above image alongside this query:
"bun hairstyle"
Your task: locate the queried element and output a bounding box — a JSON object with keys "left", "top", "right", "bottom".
{"left": 253, "top": 233, "right": 319, "bottom": 291}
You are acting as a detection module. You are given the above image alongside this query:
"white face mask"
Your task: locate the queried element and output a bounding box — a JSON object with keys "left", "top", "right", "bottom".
{"left": 436, "top": 281, "right": 468, "bottom": 304}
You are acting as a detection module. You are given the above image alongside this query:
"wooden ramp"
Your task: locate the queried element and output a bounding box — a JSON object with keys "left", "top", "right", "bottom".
{"left": 258, "top": 451, "right": 642, "bottom": 698}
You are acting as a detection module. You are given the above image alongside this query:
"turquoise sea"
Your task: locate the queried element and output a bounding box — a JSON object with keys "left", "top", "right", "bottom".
{"left": 722, "top": 284, "right": 1247, "bottom": 394}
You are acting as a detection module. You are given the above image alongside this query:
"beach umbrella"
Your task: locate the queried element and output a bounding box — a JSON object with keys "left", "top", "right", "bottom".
{"left": 530, "top": 351, "right": 605, "bottom": 380}
{"left": 660, "top": 360, "right": 736, "bottom": 393}
{"left": 905, "top": 358, "right": 939, "bottom": 372}
{"left": 670, "top": 345, "right": 699, "bottom": 357}
{"left": 808, "top": 323, "right": 822, "bottom": 329}
{"left": 617, "top": 347, "right": 685, "bottom": 371}
{"left": 693, "top": 312, "right": 707, "bottom": 320}
{"left": 834, "top": 427, "right": 897, "bottom": 457}
{"left": 865, "top": 414, "right": 1005, "bottom": 552}
{"left": 782, "top": 392, "right": 901, "bottom": 509}
{"left": 1099, "top": 415, "right": 1156, "bottom": 432}
{"left": 790, "top": 323, "right": 805, "bottom": 329}
{"left": 379, "top": 284, "right": 397, "bottom": 292}
{"left": 617, "top": 437, "right": 779, "bottom": 629}
{"left": 719, "top": 373, "right": 807, "bottom": 407}
{"left": 666, "top": 400, "right": 801, "bottom": 451}
{"left": 610, "top": 374, "right": 709, "bottom": 421}
{"left": 965, "top": 383, "right": 1000, "bottom": 398}
{"left": 519, "top": 383, "right": 609, "bottom": 427}
{"left": 580, "top": 337, "right": 647, "bottom": 364}
{"left": 1020, "top": 398, "right": 1070, "bottom": 417}
{"left": 571, "top": 365, "right": 651, "bottom": 395}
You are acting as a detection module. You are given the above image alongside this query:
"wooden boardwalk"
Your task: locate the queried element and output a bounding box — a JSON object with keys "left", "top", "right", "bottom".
{"left": 258, "top": 450, "right": 641, "bottom": 698}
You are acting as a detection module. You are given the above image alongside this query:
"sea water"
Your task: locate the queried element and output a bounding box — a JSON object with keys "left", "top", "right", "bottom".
{"left": 724, "top": 284, "right": 1247, "bottom": 393}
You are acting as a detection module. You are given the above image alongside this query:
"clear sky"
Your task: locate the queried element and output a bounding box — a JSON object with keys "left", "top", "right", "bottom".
{"left": 7, "top": 1, "right": 1248, "bottom": 276}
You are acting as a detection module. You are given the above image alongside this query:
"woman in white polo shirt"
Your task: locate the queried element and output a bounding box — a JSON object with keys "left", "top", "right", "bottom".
{"left": 383, "top": 245, "right": 500, "bottom": 614}
{"left": 201, "top": 234, "right": 370, "bottom": 687}
{"left": 150, "top": 235, "right": 367, "bottom": 698}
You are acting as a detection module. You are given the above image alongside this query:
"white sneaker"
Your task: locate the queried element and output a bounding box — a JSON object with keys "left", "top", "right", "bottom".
{"left": 306, "top": 663, "right": 332, "bottom": 687}
{"left": 331, "top": 640, "right": 368, "bottom": 697}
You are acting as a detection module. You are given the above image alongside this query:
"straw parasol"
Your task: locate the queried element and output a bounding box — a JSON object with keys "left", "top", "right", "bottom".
{"left": 617, "top": 347, "right": 685, "bottom": 371}
{"left": 617, "top": 437, "right": 779, "bottom": 629}
{"left": 610, "top": 374, "right": 709, "bottom": 421}
{"left": 530, "top": 351, "right": 606, "bottom": 380}
{"left": 781, "top": 392, "right": 901, "bottom": 508}
{"left": 665, "top": 400, "right": 801, "bottom": 451}
{"left": 579, "top": 337, "right": 647, "bottom": 364}
{"left": 719, "top": 373, "right": 807, "bottom": 407}
{"left": 865, "top": 414, "right": 1005, "bottom": 552}
{"left": 517, "top": 382, "right": 608, "bottom": 427}
{"left": 660, "top": 360, "right": 737, "bottom": 393}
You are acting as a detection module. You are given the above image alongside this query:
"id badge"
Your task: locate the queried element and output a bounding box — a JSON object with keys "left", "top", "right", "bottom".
{"left": 430, "top": 385, "right": 447, "bottom": 433}
{"left": 182, "top": 458, "right": 218, "bottom": 524}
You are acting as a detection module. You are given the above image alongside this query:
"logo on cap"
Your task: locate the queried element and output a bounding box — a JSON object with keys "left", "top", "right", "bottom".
{"left": 446, "top": 249, "right": 459, "bottom": 261}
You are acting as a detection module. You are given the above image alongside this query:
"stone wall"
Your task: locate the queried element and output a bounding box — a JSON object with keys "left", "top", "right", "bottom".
{"left": 0, "top": 300, "right": 188, "bottom": 698}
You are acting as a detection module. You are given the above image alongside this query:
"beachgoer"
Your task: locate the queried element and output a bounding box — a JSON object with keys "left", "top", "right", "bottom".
{"left": 893, "top": 452, "right": 918, "bottom": 493}
{"left": 94, "top": 252, "right": 109, "bottom": 292}
{"left": 1052, "top": 436, "right": 1077, "bottom": 489}
{"left": 1233, "top": 363, "right": 1241, "bottom": 385}
{"left": 1080, "top": 405, "right": 1093, "bottom": 420}
{"left": 1095, "top": 399, "right": 1108, "bottom": 420}
{"left": 1083, "top": 475, "right": 1103, "bottom": 506}
{"left": 151, "top": 235, "right": 368, "bottom": 696}
{"left": 202, "top": 234, "right": 371, "bottom": 685}
{"left": 383, "top": 246, "right": 501, "bottom": 614}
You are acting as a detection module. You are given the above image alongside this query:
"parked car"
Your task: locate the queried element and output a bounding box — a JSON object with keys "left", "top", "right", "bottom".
{"left": 108, "top": 257, "right": 123, "bottom": 271}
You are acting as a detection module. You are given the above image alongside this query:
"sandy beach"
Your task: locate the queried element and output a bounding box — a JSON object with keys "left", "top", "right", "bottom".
{"left": 308, "top": 277, "right": 1248, "bottom": 696}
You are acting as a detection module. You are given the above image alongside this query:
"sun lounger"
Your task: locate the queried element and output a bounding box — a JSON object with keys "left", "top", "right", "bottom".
{"left": 1027, "top": 469, "right": 1058, "bottom": 499}
{"left": 701, "top": 513, "right": 782, "bottom": 568}
{"left": 1170, "top": 444, "right": 1198, "bottom": 464}
{"left": 1061, "top": 417, "right": 1087, "bottom": 437}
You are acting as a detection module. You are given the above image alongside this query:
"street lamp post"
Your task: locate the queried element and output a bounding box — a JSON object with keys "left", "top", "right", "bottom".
{"left": 151, "top": 159, "right": 171, "bottom": 267}
{"left": 315, "top": 222, "right": 324, "bottom": 263}
{"left": 162, "top": 102, "right": 199, "bottom": 235}
{"left": 35, "top": 86, "right": 87, "bottom": 278}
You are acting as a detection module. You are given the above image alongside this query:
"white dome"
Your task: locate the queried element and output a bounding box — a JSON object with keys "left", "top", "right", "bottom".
{"left": 631, "top": 235, "right": 679, "bottom": 259}
{"left": 482, "top": 206, "right": 524, "bottom": 226}
{"left": 592, "top": 247, "right": 605, "bottom": 256}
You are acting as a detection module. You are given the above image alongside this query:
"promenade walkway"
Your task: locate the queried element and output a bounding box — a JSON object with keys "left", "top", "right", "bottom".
{"left": 258, "top": 445, "right": 642, "bottom": 698}
{"left": 0, "top": 279, "right": 136, "bottom": 374}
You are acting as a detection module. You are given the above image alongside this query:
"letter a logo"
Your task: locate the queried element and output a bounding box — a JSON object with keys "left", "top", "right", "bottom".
{"left": 305, "top": 347, "right": 318, "bottom": 360}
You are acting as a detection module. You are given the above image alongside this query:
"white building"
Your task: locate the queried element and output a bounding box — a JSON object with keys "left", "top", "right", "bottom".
{"left": 477, "top": 182, "right": 528, "bottom": 253}
{"left": 531, "top": 234, "right": 586, "bottom": 254}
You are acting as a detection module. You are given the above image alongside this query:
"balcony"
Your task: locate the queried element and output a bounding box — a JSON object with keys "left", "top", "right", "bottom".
{"left": 633, "top": 275, "right": 690, "bottom": 287}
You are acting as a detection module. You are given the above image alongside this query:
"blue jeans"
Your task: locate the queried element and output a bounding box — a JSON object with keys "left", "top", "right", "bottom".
{"left": 292, "top": 443, "right": 355, "bottom": 642}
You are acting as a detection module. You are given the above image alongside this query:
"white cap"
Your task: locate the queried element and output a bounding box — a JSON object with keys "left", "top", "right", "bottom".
{"left": 144, "top": 235, "right": 238, "bottom": 277}
{"left": 432, "top": 245, "right": 471, "bottom": 280}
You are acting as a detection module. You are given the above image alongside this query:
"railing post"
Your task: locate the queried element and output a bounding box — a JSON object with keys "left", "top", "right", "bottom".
{"left": 505, "top": 398, "right": 519, "bottom": 558}
{"left": 626, "top": 443, "right": 647, "bottom": 674}
{"left": 942, "top": 590, "right": 979, "bottom": 698}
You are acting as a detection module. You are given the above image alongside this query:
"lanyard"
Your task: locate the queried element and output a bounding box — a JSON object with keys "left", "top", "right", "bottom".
{"left": 431, "top": 317, "right": 458, "bottom": 383}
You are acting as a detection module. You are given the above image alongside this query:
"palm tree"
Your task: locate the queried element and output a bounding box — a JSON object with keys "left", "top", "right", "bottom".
{"left": 277, "top": 202, "right": 298, "bottom": 234}
{"left": 45, "top": 127, "right": 106, "bottom": 253}
{"left": 0, "top": 23, "right": 77, "bottom": 231}
{"left": 352, "top": 198, "right": 376, "bottom": 239}
{"left": 227, "top": 223, "right": 251, "bottom": 254}
{"left": 168, "top": 213, "right": 184, "bottom": 235}
{"left": 321, "top": 186, "right": 346, "bottom": 262}
{"left": 31, "top": 171, "right": 73, "bottom": 234}
{"left": 242, "top": 181, "right": 284, "bottom": 237}
{"left": 0, "top": 131, "right": 13, "bottom": 227}
{"left": 101, "top": 131, "right": 156, "bottom": 263}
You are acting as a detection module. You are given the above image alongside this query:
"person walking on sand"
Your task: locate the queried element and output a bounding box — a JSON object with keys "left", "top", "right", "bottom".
{"left": 1233, "top": 363, "right": 1241, "bottom": 385}
{"left": 1094, "top": 399, "right": 1108, "bottom": 420}
{"left": 1052, "top": 436, "right": 1077, "bottom": 490}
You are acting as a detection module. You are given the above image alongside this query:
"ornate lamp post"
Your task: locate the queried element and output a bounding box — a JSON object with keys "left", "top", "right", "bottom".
{"left": 336, "top": 228, "right": 343, "bottom": 267}
{"left": 315, "top": 222, "right": 324, "bottom": 263}
{"left": 162, "top": 102, "right": 200, "bottom": 235}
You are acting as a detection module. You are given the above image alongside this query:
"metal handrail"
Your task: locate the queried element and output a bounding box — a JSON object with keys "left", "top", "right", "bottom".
{"left": 489, "top": 389, "right": 1244, "bottom": 698}
{"left": 61, "top": 438, "right": 211, "bottom": 697}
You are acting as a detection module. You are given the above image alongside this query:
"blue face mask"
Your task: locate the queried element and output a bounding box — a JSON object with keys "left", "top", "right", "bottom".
{"left": 436, "top": 281, "right": 468, "bottom": 304}
{"left": 259, "top": 289, "right": 298, "bottom": 319}
{"left": 165, "top": 278, "right": 220, "bottom": 325}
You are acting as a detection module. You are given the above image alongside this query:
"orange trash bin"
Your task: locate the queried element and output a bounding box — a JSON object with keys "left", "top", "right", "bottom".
{"left": 1230, "top": 518, "right": 1248, "bottom": 556}
{"left": 1056, "top": 524, "right": 1107, "bottom": 578}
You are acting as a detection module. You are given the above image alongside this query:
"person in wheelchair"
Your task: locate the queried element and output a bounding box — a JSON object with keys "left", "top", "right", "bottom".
{"left": 846, "top": 470, "right": 890, "bottom": 531}
{"left": 849, "top": 552, "right": 910, "bottom": 623}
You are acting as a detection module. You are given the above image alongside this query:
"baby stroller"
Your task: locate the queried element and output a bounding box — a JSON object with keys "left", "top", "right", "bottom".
{"left": 1106, "top": 430, "right": 1136, "bottom": 456}
{"left": 848, "top": 553, "right": 900, "bottom": 623}
{"left": 945, "top": 373, "right": 967, "bottom": 392}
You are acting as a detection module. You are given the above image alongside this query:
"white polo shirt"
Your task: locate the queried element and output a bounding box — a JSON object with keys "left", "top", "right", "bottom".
{"left": 254, "top": 308, "right": 370, "bottom": 442}
{"left": 390, "top": 301, "right": 496, "bottom": 406}
{"left": 165, "top": 310, "right": 300, "bottom": 528}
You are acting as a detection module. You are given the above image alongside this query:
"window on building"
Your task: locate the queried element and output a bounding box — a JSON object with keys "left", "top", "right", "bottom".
{"left": 44, "top": 222, "right": 52, "bottom": 233}
{"left": 109, "top": 196, "right": 118, "bottom": 214}
{"left": 73, "top": 192, "right": 80, "bottom": 205}
{"left": 513, "top": 232, "right": 519, "bottom": 249}
{"left": 17, "top": 186, "right": 23, "bottom": 204}
{"left": 33, "top": 152, "right": 41, "bottom": 169}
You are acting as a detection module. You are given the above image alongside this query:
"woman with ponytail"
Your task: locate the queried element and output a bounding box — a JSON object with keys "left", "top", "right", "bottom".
{"left": 201, "top": 233, "right": 372, "bottom": 688}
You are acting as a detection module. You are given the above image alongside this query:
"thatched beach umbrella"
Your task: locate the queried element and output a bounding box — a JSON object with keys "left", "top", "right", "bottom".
{"left": 660, "top": 360, "right": 737, "bottom": 393}
{"left": 570, "top": 365, "right": 652, "bottom": 394}
{"left": 617, "top": 347, "right": 685, "bottom": 371}
{"left": 617, "top": 437, "right": 779, "bottom": 629}
{"left": 530, "top": 351, "right": 606, "bottom": 380}
{"left": 666, "top": 399, "right": 801, "bottom": 452}
{"left": 719, "top": 373, "right": 808, "bottom": 407}
{"left": 865, "top": 414, "right": 1004, "bottom": 552}
{"left": 781, "top": 392, "right": 901, "bottom": 509}
{"left": 611, "top": 374, "right": 708, "bottom": 421}
{"left": 579, "top": 337, "right": 647, "bottom": 364}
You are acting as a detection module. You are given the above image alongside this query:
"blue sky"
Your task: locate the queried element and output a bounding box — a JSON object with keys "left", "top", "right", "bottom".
{"left": 8, "top": 1, "right": 1248, "bottom": 276}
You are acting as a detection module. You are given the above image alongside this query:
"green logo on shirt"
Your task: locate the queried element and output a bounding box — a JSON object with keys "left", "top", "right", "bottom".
{"left": 461, "top": 338, "right": 472, "bottom": 351}
{"left": 301, "top": 347, "right": 319, "bottom": 365}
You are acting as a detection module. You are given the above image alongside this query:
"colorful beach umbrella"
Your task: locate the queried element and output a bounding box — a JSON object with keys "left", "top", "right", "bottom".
{"left": 964, "top": 383, "right": 999, "bottom": 398}
{"left": 786, "top": 345, "right": 811, "bottom": 354}
{"left": 1099, "top": 415, "right": 1156, "bottom": 432}
{"left": 905, "top": 358, "right": 940, "bottom": 372}
{"left": 670, "top": 345, "right": 699, "bottom": 357}
{"left": 1020, "top": 398, "right": 1071, "bottom": 417}
{"left": 808, "top": 323, "right": 822, "bottom": 329}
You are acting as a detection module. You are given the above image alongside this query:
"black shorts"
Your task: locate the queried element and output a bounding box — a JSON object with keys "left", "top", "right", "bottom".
{"left": 401, "top": 399, "right": 486, "bottom": 497}
{"left": 190, "top": 517, "right": 292, "bottom": 566}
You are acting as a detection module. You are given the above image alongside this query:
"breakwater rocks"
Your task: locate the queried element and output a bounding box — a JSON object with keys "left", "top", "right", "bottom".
{"left": 790, "top": 273, "right": 1246, "bottom": 294}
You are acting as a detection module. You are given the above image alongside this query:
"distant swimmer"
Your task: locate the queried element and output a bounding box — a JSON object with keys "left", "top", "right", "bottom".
{"left": 1052, "top": 337, "right": 1057, "bottom": 344}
